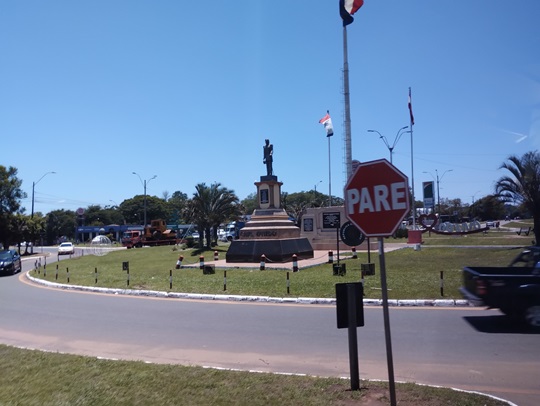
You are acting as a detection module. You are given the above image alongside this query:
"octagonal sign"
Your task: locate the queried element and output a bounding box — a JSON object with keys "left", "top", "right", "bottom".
{"left": 344, "top": 159, "right": 410, "bottom": 237}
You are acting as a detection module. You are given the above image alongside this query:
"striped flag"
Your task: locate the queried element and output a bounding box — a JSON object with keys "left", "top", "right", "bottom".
{"left": 408, "top": 87, "right": 415, "bottom": 125}
{"left": 340, "top": 0, "right": 364, "bottom": 26}
{"left": 319, "top": 112, "right": 334, "bottom": 137}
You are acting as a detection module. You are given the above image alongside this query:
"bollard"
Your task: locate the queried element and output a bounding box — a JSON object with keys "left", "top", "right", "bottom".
{"left": 440, "top": 271, "right": 444, "bottom": 297}
{"left": 199, "top": 255, "right": 205, "bottom": 270}
{"left": 176, "top": 255, "right": 183, "bottom": 269}
{"left": 352, "top": 247, "right": 357, "bottom": 259}
{"left": 95, "top": 267, "right": 98, "bottom": 284}
{"left": 55, "top": 264, "right": 58, "bottom": 280}
{"left": 214, "top": 251, "right": 219, "bottom": 261}
{"left": 223, "top": 270, "right": 227, "bottom": 291}
{"left": 66, "top": 267, "right": 70, "bottom": 283}
{"left": 287, "top": 271, "right": 290, "bottom": 294}
{"left": 170, "top": 269, "right": 173, "bottom": 290}
{"left": 260, "top": 254, "right": 266, "bottom": 271}
{"left": 43, "top": 264, "right": 46, "bottom": 277}
{"left": 292, "top": 254, "right": 298, "bottom": 272}
{"left": 127, "top": 269, "right": 130, "bottom": 286}
{"left": 328, "top": 251, "right": 334, "bottom": 264}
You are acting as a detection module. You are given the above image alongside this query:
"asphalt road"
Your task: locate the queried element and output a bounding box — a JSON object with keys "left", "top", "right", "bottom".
{"left": 0, "top": 256, "right": 539, "bottom": 406}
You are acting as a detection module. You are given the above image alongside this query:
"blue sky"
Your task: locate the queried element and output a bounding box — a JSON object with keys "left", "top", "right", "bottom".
{"left": 2, "top": 1, "right": 539, "bottom": 216}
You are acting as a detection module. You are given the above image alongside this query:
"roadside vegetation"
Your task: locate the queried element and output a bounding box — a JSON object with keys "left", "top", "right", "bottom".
{"left": 0, "top": 345, "right": 508, "bottom": 406}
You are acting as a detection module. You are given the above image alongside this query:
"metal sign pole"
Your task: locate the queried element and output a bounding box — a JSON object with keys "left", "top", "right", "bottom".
{"left": 347, "top": 284, "right": 360, "bottom": 390}
{"left": 378, "top": 237, "right": 397, "bottom": 406}
{"left": 336, "top": 223, "right": 340, "bottom": 265}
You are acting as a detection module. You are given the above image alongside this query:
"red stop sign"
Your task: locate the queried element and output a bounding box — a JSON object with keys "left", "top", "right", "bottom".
{"left": 344, "top": 159, "right": 410, "bottom": 237}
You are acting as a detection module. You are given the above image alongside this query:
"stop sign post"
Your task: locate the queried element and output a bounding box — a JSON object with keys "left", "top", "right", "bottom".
{"left": 344, "top": 158, "right": 409, "bottom": 405}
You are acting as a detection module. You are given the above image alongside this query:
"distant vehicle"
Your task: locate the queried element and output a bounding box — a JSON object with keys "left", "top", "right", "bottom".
{"left": 58, "top": 242, "right": 75, "bottom": 255}
{"left": 122, "top": 219, "right": 178, "bottom": 249}
{"left": 220, "top": 221, "right": 246, "bottom": 242}
{"left": 0, "top": 249, "right": 22, "bottom": 275}
{"left": 460, "top": 246, "right": 540, "bottom": 329}
{"left": 486, "top": 220, "right": 496, "bottom": 227}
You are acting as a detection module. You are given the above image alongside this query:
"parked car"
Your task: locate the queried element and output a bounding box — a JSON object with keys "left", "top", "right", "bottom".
{"left": 0, "top": 249, "right": 22, "bottom": 275}
{"left": 58, "top": 242, "right": 75, "bottom": 255}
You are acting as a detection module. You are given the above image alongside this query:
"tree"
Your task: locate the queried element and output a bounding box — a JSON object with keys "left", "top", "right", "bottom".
{"left": 468, "top": 195, "right": 505, "bottom": 221}
{"left": 167, "top": 191, "right": 189, "bottom": 224}
{"left": 0, "top": 166, "right": 26, "bottom": 249}
{"left": 26, "top": 214, "right": 46, "bottom": 252}
{"left": 206, "top": 184, "right": 241, "bottom": 246}
{"left": 240, "top": 193, "right": 257, "bottom": 216}
{"left": 495, "top": 151, "right": 540, "bottom": 244}
{"left": 45, "top": 210, "right": 77, "bottom": 244}
{"left": 120, "top": 195, "right": 170, "bottom": 224}
{"left": 187, "top": 183, "right": 240, "bottom": 249}
{"left": 281, "top": 190, "right": 343, "bottom": 224}
{"left": 84, "top": 205, "right": 125, "bottom": 226}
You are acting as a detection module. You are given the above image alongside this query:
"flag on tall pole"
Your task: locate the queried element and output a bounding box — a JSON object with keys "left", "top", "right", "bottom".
{"left": 340, "top": 0, "right": 364, "bottom": 26}
{"left": 319, "top": 111, "right": 334, "bottom": 137}
{"left": 408, "top": 87, "right": 415, "bottom": 126}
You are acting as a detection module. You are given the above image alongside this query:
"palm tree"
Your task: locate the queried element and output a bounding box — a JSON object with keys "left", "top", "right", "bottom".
{"left": 207, "top": 184, "right": 241, "bottom": 246}
{"left": 495, "top": 151, "right": 540, "bottom": 245}
{"left": 188, "top": 183, "right": 240, "bottom": 249}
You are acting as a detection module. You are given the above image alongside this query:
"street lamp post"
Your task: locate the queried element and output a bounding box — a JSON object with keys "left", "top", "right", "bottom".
{"left": 368, "top": 126, "right": 409, "bottom": 164}
{"left": 132, "top": 172, "right": 157, "bottom": 227}
{"left": 423, "top": 169, "right": 453, "bottom": 214}
{"left": 314, "top": 180, "right": 322, "bottom": 192}
{"left": 31, "top": 171, "right": 56, "bottom": 218}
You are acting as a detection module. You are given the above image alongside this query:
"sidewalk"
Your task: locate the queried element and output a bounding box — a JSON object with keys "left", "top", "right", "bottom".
{"left": 203, "top": 244, "right": 410, "bottom": 270}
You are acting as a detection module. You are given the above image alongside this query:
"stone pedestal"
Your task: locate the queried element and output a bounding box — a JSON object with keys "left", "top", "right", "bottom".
{"left": 226, "top": 176, "right": 314, "bottom": 263}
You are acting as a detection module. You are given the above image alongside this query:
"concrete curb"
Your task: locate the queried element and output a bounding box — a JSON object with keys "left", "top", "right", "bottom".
{"left": 24, "top": 272, "right": 471, "bottom": 307}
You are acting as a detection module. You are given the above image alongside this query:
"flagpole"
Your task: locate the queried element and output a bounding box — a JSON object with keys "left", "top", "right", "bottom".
{"left": 327, "top": 113, "right": 333, "bottom": 207}
{"left": 343, "top": 26, "right": 353, "bottom": 179}
{"left": 409, "top": 87, "right": 416, "bottom": 229}
{"left": 328, "top": 133, "right": 332, "bottom": 206}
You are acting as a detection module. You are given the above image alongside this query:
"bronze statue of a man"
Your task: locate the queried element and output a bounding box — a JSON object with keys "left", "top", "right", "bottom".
{"left": 263, "top": 139, "right": 273, "bottom": 176}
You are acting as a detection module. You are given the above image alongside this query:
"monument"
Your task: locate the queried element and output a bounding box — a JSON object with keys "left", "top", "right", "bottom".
{"left": 226, "top": 139, "right": 314, "bottom": 263}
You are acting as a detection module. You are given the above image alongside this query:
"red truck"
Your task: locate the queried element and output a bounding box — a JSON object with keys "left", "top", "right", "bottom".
{"left": 122, "top": 220, "right": 178, "bottom": 249}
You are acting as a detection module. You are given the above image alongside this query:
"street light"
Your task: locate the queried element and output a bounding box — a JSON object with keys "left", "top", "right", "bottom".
{"left": 423, "top": 169, "right": 453, "bottom": 214}
{"left": 132, "top": 172, "right": 157, "bottom": 227}
{"left": 31, "top": 171, "right": 56, "bottom": 218}
{"left": 314, "top": 180, "right": 322, "bottom": 192}
{"left": 368, "top": 126, "right": 409, "bottom": 164}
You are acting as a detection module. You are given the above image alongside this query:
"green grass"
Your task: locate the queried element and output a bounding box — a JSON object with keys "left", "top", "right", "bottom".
{"left": 30, "top": 235, "right": 530, "bottom": 300}
{"left": 0, "top": 345, "right": 508, "bottom": 406}
{"left": 416, "top": 228, "right": 535, "bottom": 246}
